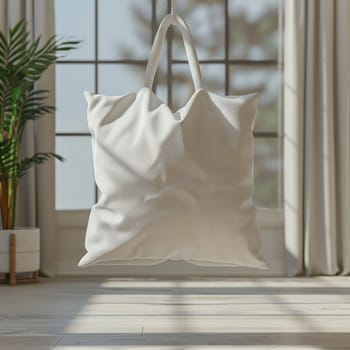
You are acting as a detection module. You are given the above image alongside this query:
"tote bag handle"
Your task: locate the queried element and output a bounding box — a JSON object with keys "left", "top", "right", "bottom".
{"left": 144, "top": 14, "right": 202, "bottom": 91}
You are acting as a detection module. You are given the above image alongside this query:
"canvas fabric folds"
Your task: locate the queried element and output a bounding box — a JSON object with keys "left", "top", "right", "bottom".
{"left": 78, "top": 14, "right": 269, "bottom": 270}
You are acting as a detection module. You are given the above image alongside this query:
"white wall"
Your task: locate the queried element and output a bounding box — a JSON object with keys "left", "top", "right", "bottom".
{"left": 56, "top": 208, "right": 285, "bottom": 277}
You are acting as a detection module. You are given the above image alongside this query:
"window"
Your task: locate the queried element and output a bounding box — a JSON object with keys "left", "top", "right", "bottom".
{"left": 55, "top": 0, "right": 283, "bottom": 210}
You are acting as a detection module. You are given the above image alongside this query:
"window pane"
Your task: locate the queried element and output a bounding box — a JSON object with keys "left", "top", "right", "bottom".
{"left": 56, "top": 64, "right": 94, "bottom": 133}
{"left": 201, "top": 64, "right": 225, "bottom": 95}
{"left": 172, "top": 0, "right": 225, "bottom": 60}
{"left": 153, "top": 28, "right": 169, "bottom": 103}
{"left": 229, "top": 0, "right": 279, "bottom": 60}
{"left": 55, "top": 136, "right": 95, "bottom": 210}
{"left": 171, "top": 64, "right": 225, "bottom": 112}
{"left": 98, "top": 0, "right": 152, "bottom": 60}
{"left": 98, "top": 64, "right": 145, "bottom": 96}
{"left": 54, "top": 0, "right": 95, "bottom": 60}
{"left": 253, "top": 138, "right": 281, "bottom": 208}
{"left": 156, "top": 0, "right": 168, "bottom": 23}
{"left": 171, "top": 63, "right": 196, "bottom": 112}
{"left": 155, "top": 84, "right": 168, "bottom": 106}
{"left": 230, "top": 65, "right": 280, "bottom": 132}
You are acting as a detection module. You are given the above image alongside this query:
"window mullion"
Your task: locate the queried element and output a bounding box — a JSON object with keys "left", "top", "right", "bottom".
{"left": 224, "top": 0, "right": 229, "bottom": 95}
{"left": 167, "top": 0, "right": 173, "bottom": 108}
{"left": 94, "top": 0, "right": 98, "bottom": 204}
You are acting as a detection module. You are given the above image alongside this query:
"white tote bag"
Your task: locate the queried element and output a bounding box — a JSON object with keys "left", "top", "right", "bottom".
{"left": 78, "top": 14, "right": 269, "bottom": 269}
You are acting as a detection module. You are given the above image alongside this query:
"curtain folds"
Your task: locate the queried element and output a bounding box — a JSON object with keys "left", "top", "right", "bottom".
{"left": 284, "top": 0, "right": 350, "bottom": 276}
{"left": 0, "top": 0, "right": 57, "bottom": 277}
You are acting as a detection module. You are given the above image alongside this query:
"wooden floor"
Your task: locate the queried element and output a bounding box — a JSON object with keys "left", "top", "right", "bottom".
{"left": 1, "top": 276, "right": 350, "bottom": 349}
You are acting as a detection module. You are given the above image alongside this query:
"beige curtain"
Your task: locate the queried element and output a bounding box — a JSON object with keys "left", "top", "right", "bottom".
{"left": 284, "top": 0, "right": 350, "bottom": 276}
{"left": 0, "top": 0, "right": 57, "bottom": 277}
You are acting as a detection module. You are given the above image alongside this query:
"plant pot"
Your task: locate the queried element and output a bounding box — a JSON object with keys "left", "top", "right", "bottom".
{"left": 0, "top": 228, "right": 40, "bottom": 273}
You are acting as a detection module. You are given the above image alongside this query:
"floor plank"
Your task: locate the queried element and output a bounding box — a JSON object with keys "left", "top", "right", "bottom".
{"left": 0, "top": 276, "right": 350, "bottom": 349}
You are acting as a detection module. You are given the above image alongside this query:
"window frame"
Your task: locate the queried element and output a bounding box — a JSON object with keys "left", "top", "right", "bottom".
{"left": 55, "top": 0, "right": 284, "bottom": 213}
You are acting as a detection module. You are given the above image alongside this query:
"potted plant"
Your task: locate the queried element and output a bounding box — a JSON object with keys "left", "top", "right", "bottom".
{"left": 0, "top": 20, "right": 79, "bottom": 285}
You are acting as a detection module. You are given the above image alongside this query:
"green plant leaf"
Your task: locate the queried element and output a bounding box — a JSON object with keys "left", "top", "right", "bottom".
{"left": 19, "top": 152, "right": 65, "bottom": 178}
{"left": 0, "top": 19, "right": 80, "bottom": 227}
